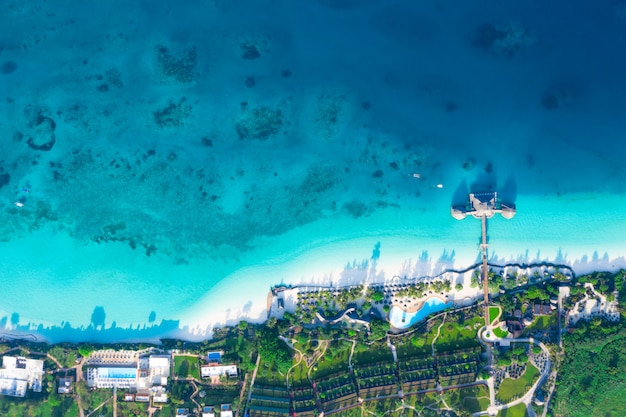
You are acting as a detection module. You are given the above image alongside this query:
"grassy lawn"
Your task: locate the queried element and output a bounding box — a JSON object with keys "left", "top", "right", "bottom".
{"left": 290, "top": 360, "right": 311, "bottom": 387}
{"left": 441, "top": 384, "right": 490, "bottom": 414}
{"left": 498, "top": 402, "right": 528, "bottom": 417}
{"left": 174, "top": 355, "right": 201, "bottom": 380}
{"left": 156, "top": 405, "right": 173, "bottom": 417}
{"left": 496, "top": 364, "right": 539, "bottom": 403}
{"left": 493, "top": 327, "right": 509, "bottom": 338}
{"left": 311, "top": 344, "right": 351, "bottom": 380}
{"left": 524, "top": 314, "right": 556, "bottom": 333}
{"left": 460, "top": 384, "right": 491, "bottom": 413}
{"left": 395, "top": 337, "right": 430, "bottom": 359}
{"left": 434, "top": 317, "right": 482, "bottom": 350}
{"left": 256, "top": 358, "right": 288, "bottom": 385}
{"left": 352, "top": 341, "right": 393, "bottom": 365}
{"left": 489, "top": 306, "right": 501, "bottom": 324}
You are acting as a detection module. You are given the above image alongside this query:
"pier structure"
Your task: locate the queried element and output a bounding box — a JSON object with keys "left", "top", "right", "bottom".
{"left": 452, "top": 192, "right": 516, "bottom": 328}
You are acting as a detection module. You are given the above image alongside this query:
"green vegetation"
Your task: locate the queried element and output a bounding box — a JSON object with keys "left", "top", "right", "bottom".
{"left": 47, "top": 345, "right": 78, "bottom": 368}
{"left": 0, "top": 393, "right": 78, "bottom": 417}
{"left": 433, "top": 314, "right": 483, "bottom": 350}
{"left": 496, "top": 364, "right": 539, "bottom": 403}
{"left": 493, "top": 326, "right": 509, "bottom": 338}
{"left": 524, "top": 314, "right": 556, "bottom": 333}
{"left": 173, "top": 355, "right": 200, "bottom": 380}
{"left": 489, "top": 306, "right": 501, "bottom": 324}
{"left": 552, "top": 273, "right": 626, "bottom": 417}
{"left": 498, "top": 402, "right": 528, "bottom": 417}
{"left": 257, "top": 327, "right": 293, "bottom": 374}
{"left": 460, "top": 384, "right": 491, "bottom": 413}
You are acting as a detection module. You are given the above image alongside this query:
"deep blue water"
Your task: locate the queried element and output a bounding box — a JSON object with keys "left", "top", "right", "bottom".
{"left": 1, "top": 0, "right": 626, "bottom": 342}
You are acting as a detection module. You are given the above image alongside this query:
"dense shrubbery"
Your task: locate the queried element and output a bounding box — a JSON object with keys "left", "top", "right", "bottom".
{"left": 257, "top": 327, "right": 293, "bottom": 374}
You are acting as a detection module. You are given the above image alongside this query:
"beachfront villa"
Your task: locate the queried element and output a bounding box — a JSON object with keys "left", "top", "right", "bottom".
{"left": 0, "top": 356, "right": 44, "bottom": 397}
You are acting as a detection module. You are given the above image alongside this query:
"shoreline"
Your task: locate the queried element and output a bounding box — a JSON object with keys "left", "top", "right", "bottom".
{"left": 1, "top": 193, "right": 626, "bottom": 344}
{"left": 3, "top": 250, "right": 624, "bottom": 345}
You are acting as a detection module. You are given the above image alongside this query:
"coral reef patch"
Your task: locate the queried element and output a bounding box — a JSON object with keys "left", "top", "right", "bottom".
{"left": 24, "top": 107, "right": 57, "bottom": 151}
{"left": 153, "top": 98, "right": 192, "bottom": 127}
{"left": 156, "top": 45, "right": 198, "bottom": 83}
{"left": 235, "top": 105, "right": 283, "bottom": 139}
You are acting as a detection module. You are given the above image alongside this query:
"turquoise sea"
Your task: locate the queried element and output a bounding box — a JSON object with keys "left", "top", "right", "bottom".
{"left": 1, "top": 0, "right": 626, "bottom": 343}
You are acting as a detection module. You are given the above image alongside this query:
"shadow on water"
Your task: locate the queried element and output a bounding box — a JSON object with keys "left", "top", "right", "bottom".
{"left": 500, "top": 174, "right": 517, "bottom": 205}
{"left": 0, "top": 317, "right": 187, "bottom": 344}
{"left": 91, "top": 306, "right": 106, "bottom": 330}
{"left": 451, "top": 180, "right": 469, "bottom": 207}
{"left": 469, "top": 167, "right": 498, "bottom": 193}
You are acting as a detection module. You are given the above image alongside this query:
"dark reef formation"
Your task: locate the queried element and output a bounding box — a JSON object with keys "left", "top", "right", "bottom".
{"left": 24, "top": 107, "right": 57, "bottom": 151}
{"left": 1, "top": 61, "right": 17, "bottom": 74}
{"left": 235, "top": 105, "right": 283, "bottom": 139}
{"left": 156, "top": 45, "right": 198, "bottom": 83}
{"left": 153, "top": 97, "right": 192, "bottom": 127}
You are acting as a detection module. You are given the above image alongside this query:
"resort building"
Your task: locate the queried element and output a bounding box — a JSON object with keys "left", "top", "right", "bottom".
{"left": 137, "top": 355, "right": 170, "bottom": 389}
{"left": 85, "top": 349, "right": 170, "bottom": 402}
{"left": 201, "top": 351, "right": 237, "bottom": 384}
{"left": 0, "top": 356, "right": 44, "bottom": 397}
{"left": 202, "top": 406, "right": 216, "bottom": 417}
{"left": 57, "top": 377, "right": 73, "bottom": 394}
{"left": 201, "top": 364, "right": 238, "bottom": 382}
{"left": 153, "top": 387, "right": 169, "bottom": 403}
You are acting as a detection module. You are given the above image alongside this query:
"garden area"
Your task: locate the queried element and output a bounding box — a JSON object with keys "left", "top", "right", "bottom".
{"left": 489, "top": 306, "right": 501, "bottom": 324}
{"left": 173, "top": 355, "right": 201, "bottom": 380}
{"left": 493, "top": 326, "right": 509, "bottom": 338}
{"left": 496, "top": 364, "right": 539, "bottom": 403}
{"left": 440, "top": 384, "right": 490, "bottom": 414}
{"left": 498, "top": 402, "right": 528, "bottom": 417}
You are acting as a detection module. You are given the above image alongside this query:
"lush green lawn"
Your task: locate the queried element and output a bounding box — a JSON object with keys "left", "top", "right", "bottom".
{"left": 489, "top": 306, "right": 501, "bottom": 324}
{"left": 156, "top": 405, "right": 174, "bottom": 417}
{"left": 496, "top": 364, "right": 539, "bottom": 403}
{"left": 493, "top": 327, "right": 509, "bottom": 338}
{"left": 498, "top": 402, "right": 528, "bottom": 417}
{"left": 435, "top": 316, "right": 482, "bottom": 350}
{"left": 352, "top": 341, "right": 393, "bottom": 365}
{"left": 173, "top": 355, "right": 201, "bottom": 380}
{"left": 524, "top": 314, "right": 556, "bottom": 333}
{"left": 440, "top": 384, "right": 490, "bottom": 414}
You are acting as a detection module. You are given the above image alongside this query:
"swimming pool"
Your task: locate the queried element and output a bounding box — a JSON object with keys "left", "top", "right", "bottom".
{"left": 388, "top": 297, "right": 453, "bottom": 329}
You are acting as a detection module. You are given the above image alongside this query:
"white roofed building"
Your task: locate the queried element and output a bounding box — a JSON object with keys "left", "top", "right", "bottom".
{"left": 137, "top": 355, "right": 171, "bottom": 389}
{"left": 201, "top": 364, "right": 237, "bottom": 384}
{"left": 0, "top": 356, "right": 44, "bottom": 397}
